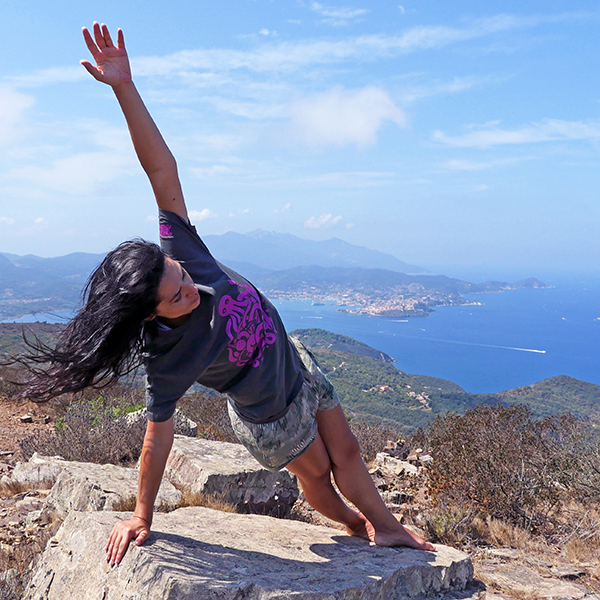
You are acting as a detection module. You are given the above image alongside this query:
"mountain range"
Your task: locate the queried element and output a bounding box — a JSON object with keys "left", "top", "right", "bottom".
{"left": 0, "top": 231, "right": 545, "bottom": 320}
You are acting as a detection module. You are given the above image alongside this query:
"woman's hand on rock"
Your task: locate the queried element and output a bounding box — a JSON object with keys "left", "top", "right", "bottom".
{"left": 105, "top": 516, "right": 150, "bottom": 566}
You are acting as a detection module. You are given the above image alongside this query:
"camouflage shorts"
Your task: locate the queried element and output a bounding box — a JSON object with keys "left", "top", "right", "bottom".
{"left": 227, "top": 336, "right": 340, "bottom": 472}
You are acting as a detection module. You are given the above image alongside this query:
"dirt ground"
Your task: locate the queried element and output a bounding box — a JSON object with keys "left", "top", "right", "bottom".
{"left": 0, "top": 398, "right": 60, "bottom": 457}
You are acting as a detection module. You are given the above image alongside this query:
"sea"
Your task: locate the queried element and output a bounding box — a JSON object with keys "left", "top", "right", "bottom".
{"left": 272, "top": 270, "right": 600, "bottom": 394}
{"left": 4, "top": 270, "right": 600, "bottom": 394}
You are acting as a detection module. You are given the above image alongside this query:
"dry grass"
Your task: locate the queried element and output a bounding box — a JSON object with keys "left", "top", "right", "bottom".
{"left": 173, "top": 484, "right": 237, "bottom": 513}
{"left": 347, "top": 419, "right": 405, "bottom": 463}
{"left": 19, "top": 391, "right": 147, "bottom": 466}
{"left": 0, "top": 516, "right": 60, "bottom": 600}
{"left": 0, "top": 479, "right": 54, "bottom": 497}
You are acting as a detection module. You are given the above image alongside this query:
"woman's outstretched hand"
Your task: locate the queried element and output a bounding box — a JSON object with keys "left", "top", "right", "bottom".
{"left": 81, "top": 22, "right": 132, "bottom": 87}
{"left": 105, "top": 516, "right": 150, "bottom": 566}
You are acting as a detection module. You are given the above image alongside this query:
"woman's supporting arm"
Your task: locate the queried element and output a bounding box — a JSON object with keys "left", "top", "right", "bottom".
{"left": 105, "top": 417, "right": 175, "bottom": 566}
{"left": 81, "top": 23, "right": 188, "bottom": 221}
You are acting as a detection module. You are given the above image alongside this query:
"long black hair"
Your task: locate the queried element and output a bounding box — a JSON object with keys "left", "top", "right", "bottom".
{"left": 12, "top": 239, "right": 165, "bottom": 401}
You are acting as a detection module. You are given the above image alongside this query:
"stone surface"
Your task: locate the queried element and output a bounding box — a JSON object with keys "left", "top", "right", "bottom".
{"left": 23, "top": 507, "right": 474, "bottom": 600}
{"left": 372, "top": 454, "right": 419, "bottom": 477}
{"left": 165, "top": 436, "right": 299, "bottom": 517}
{"left": 122, "top": 407, "right": 198, "bottom": 437}
{"left": 478, "top": 560, "right": 596, "bottom": 599}
{"left": 41, "top": 461, "right": 181, "bottom": 520}
{"left": 11, "top": 453, "right": 71, "bottom": 487}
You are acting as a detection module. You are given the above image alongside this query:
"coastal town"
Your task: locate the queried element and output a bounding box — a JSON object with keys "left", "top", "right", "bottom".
{"left": 265, "top": 283, "right": 482, "bottom": 318}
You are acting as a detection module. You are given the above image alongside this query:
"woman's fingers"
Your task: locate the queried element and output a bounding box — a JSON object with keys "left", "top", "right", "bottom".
{"left": 117, "top": 28, "right": 126, "bottom": 51}
{"left": 79, "top": 60, "right": 101, "bottom": 80}
{"left": 81, "top": 27, "right": 100, "bottom": 59}
{"left": 92, "top": 21, "right": 106, "bottom": 49}
{"left": 101, "top": 23, "right": 114, "bottom": 48}
{"left": 134, "top": 528, "right": 149, "bottom": 546}
{"left": 104, "top": 520, "right": 150, "bottom": 566}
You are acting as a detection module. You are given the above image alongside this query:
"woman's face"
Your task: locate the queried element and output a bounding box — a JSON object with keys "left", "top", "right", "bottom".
{"left": 153, "top": 256, "right": 200, "bottom": 323}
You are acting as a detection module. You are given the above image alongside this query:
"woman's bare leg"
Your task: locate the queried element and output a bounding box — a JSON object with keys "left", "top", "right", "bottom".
{"left": 315, "top": 405, "right": 435, "bottom": 551}
{"left": 286, "top": 432, "right": 369, "bottom": 539}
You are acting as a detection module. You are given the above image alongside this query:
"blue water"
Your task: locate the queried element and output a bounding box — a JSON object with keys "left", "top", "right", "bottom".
{"left": 5, "top": 273, "right": 600, "bottom": 394}
{"left": 273, "top": 273, "right": 600, "bottom": 394}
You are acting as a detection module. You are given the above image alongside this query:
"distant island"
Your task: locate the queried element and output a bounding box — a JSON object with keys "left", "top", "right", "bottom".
{"left": 0, "top": 230, "right": 549, "bottom": 321}
{"left": 252, "top": 269, "right": 549, "bottom": 318}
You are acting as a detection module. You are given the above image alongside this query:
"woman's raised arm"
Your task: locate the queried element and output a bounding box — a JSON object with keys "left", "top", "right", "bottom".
{"left": 81, "top": 22, "right": 188, "bottom": 222}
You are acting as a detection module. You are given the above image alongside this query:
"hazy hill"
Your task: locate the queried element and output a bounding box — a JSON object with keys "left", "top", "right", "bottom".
{"left": 203, "top": 230, "right": 428, "bottom": 274}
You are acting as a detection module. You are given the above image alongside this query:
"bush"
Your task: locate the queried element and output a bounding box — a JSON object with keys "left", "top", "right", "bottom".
{"left": 19, "top": 388, "right": 147, "bottom": 466}
{"left": 423, "top": 404, "right": 579, "bottom": 531}
{"left": 177, "top": 387, "right": 239, "bottom": 444}
{"left": 347, "top": 418, "right": 406, "bottom": 463}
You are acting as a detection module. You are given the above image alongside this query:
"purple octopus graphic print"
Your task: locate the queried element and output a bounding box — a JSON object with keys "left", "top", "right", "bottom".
{"left": 218, "top": 280, "right": 278, "bottom": 368}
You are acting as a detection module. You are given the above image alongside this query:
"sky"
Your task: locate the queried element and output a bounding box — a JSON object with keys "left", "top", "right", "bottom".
{"left": 1, "top": 0, "right": 600, "bottom": 277}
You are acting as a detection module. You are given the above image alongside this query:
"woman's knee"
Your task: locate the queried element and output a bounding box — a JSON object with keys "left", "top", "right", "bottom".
{"left": 330, "top": 430, "right": 362, "bottom": 468}
{"left": 286, "top": 433, "right": 332, "bottom": 481}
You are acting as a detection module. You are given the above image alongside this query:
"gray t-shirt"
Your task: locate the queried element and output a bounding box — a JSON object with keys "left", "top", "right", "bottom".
{"left": 143, "top": 210, "right": 303, "bottom": 424}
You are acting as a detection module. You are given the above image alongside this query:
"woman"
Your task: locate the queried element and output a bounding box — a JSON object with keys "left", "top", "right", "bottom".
{"left": 28, "top": 23, "right": 435, "bottom": 566}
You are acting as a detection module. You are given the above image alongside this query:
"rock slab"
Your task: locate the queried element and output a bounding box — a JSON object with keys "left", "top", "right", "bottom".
{"left": 40, "top": 461, "right": 181, "bottom": 520}
{"left": 165, "top": 436, "right": 299, "bottom": 516}
{"left": 24, "top": 507, "right": 474, "bottom": 600}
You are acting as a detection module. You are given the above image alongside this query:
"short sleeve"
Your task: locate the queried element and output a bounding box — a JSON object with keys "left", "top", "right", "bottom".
{"left": 158, "top": 209, "right": 219, "bottom": 282}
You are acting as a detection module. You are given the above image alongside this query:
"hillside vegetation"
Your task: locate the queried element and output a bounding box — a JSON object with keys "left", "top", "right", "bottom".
{"left": 291, "top": 328, "right": 600, "bottom": 430}
{"left": 2, "top": 324, "right": 598, "bottom": 432}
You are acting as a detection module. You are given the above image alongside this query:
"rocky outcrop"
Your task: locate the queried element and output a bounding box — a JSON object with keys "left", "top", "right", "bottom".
{"left": 8, "top": 453, "right": 71, "bottom": 488}
{"left": 477, "top": 547, "right": 600, "bottom": 599}
{"left": 23, "top": 508, "right": 474, "bottom": 600}
{"left": 121, "top": 407, "right": 198, "bottom": 437}
{"left": 372, "top": 453, "right": 420, "bottom": 477}
{"left": 41, "top": 461, "right": 181, "bottom": 520}
{"left": 165, "top": 436, "right": 299, "bottom": 516}
{"left": 5, "top": 453, "right": 181, "bottom": 519}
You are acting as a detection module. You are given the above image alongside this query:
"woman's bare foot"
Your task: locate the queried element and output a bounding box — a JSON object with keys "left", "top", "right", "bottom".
{"left": 345, "top": 512, "right": 375, "bottom": 542}
{"left": 374, "top": 520, "right": 435, "bottom": 551}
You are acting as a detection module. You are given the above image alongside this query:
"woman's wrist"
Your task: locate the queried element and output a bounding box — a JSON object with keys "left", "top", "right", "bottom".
{"left": 132, "top": 514, "right": 152, "bottom": 527}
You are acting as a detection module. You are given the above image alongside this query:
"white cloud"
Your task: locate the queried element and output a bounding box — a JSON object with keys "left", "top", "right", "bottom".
{"left": 311, "top": 2, "right": 370, "bottom": 26}
{"left": 304, "top": 213, "right": 344, "bottom": 228}
{"left": 0, "top": 87, "right": 35, "bottom": 146}
{"left": 474, "top": 184, "right": 489, "bottom": 191}
{"left": 145, "top": 215, "right": 157, "bottom": 222}
{"left": 434, "top": 119, "right": 600, "bottom": 148}
{"left": 443, "top": 156, "right": 535, "bottom": 170}
{"left": 128, "top": 14, "right": 587, "bottom": 77}
{"left": 34, "top": 217, "right": 45, "bottom": 224}
{"left": 189, "top": 165, "right": 234, "bottom": 179}
{"left": 188, "top": 209, "right": 218, "bottom": 221}
{"left": 273, "top": 202, "right": 292, "bottom": 213}
{"left": 398, "top": 5, "right": 405, "bottom": 15}
{"left": 7, "top": 66, "right": 85, "bottom": 87}
{"left": 0, "top": 217, "right": 15, "bottom": 225}
{"left": 289, "top": 86, "right": 406, "bottom": 147}
{"left": 10, "top": 151, "right": 134, "bottom": 194}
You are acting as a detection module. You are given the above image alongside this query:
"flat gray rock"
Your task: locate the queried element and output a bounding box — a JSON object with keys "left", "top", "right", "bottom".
{"left": 165, "top": 436, "right": 299, "bottom": 516}
{"left": 41, "top": 461, "right": 181, "bottom": 520}
{"left": 24, "top": 507, "right": 473, "bottom": 600}
{"left": 10, "top": 453, "right": 72, "bottom": 487}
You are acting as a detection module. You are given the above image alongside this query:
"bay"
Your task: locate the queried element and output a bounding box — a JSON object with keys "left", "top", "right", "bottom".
{"left": 4, "top": 273, "right": 599, "bottom": 395}
{"left": 273, "top": 272, "right": 600, "bottom": 394}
